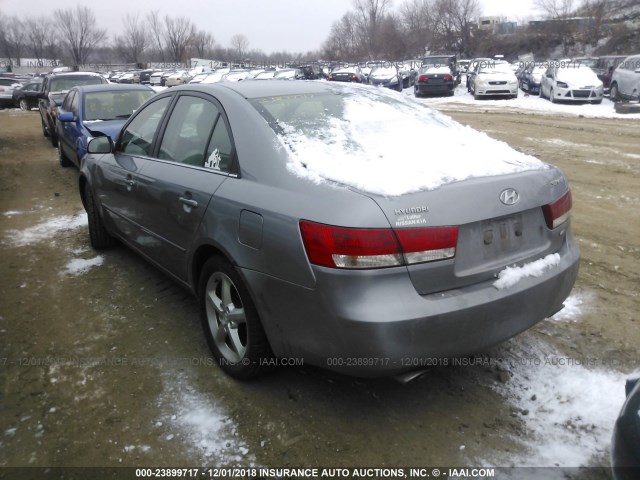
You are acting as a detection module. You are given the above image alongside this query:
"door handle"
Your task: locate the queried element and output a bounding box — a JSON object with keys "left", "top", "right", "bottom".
{"left": 179, "top": 197, "right": 198, "bottom": 208}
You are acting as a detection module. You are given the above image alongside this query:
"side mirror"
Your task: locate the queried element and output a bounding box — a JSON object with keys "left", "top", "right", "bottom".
{"left": 87, "top": 136, "right": 114, "bottom": 154}
{"left": 58, "top": 111, "right": 76, "bottom": 123}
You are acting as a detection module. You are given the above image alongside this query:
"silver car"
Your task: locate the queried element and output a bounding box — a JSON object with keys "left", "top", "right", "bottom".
{"left": 609, "top": 55, "right": 640, "bottom": 101}
{"left": 80, "top": 81, "right": 579, "bottom": 379}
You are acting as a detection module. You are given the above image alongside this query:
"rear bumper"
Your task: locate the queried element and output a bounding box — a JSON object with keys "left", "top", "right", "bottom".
{"left": 242, "top": 233, "right": 580, "bottom": 377}
{"left": 415, "top": 83, "right": 454, "bottom": 94}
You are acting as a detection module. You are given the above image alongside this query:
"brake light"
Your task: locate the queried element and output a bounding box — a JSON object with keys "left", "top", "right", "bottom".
{"left": 543, "top": 190, "right": 572, "bottom": 229}
{"left": 299, "top": 221, "right": 458, "bottom": 269}
{"left": 351, "top": 74, "right": 358, "bottom": 81}
{"left": 444, "top": 74, "right": 453, "bottom": 81}
{"left": 396, "top": 227, "right": 458, "bottom": 264}
{"left": 419, "top": 75, "right": 428, "bottom": 82}
{"left": 328, "top": 75, "right": 334, "bottom": 81}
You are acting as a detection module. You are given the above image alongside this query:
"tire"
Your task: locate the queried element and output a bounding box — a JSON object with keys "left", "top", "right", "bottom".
{"left": 84, "top": 183, "right": 115, "bottom": 249}
{"left": 199, "top": 256, "right": 272, "bottom": 379}
{"left": 58, "top": 144, "right": 72, "bottom": 168}
{"left": 609, "top": 83, "right": 619, "bottom": 102}
{"left": 396, "top": 78, "right": 403, "bottom": 92}
{"left": 41, "top": 117, "right": 50, "bottom": 138}
{"left": 414, "top": 89, "right": 421, "bottom": 98}
{"left": 550, "top": 88, "right": 556, "bottom": 103}
{"left": 49, "top": 124, "right": 58, "bottom": 147}
{"left": 19, "top": 98, "right": 28, "bottom": 111}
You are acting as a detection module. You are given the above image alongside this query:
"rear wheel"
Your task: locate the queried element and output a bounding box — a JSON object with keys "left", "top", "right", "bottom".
{"left": 199, "top": 256, "right": 272, "bottom": 379}
{"left": 84, "top": 183, "right": 115, "bottom": 249}
{"left": 41, "top": 117, "right": 50, "bottom": 137}
{"left": 49, "top": 122, "right": 58, "bottom": 147}
{"left": 550, "top": 88, "right": 556, "bottom": 103}
{"left": 19, "top": 98, "right": 28, "bottom": 111}
{"left": 609, "top": 83, "right": 619, "bottom": 102}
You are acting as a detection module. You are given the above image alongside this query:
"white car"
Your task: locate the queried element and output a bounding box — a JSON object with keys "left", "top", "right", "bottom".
{"left": 471, "top": 61, "right": 518, "bottom": 99}
{"left": 540, "top": 64, "right": 603, "bottom": 104}
{"left": 165, "top": 70, "right": 192, "bottom": 87}
{"left": 609, "top": 55, "right": 640, "bottom": 102}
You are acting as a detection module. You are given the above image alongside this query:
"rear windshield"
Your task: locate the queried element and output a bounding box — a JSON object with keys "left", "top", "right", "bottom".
{"left": 50, "top": 76, "right": 104, "bottom": 92}
{"left": 84, "top": 89, "right": 155, "bottom": 121}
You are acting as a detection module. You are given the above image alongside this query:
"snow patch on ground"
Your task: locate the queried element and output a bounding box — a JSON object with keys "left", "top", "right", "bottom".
{"left": 61, "top": 256, "right": 104, "bottom": 276}
{"left": 412, "top": 83, "right": 640, "bottom": 119}
{"left": 493, "top": 254, "right": 561, "bottom": 290}
{"left": 550, "top": 291, "right": 593, "bottom": 322}
{"left": 4, "top": 212, "right": 87, "bottom": 247}
{"left": 157, "top": 373, "right": 252, "bottom": 464}
{"left": 488, "top": 341, "right": 634, "bottom": 468}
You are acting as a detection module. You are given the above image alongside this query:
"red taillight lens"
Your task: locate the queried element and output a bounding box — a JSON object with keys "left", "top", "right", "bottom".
{"left": 299, "top": 221, "right": 458, "bottom": 269}
{"left": 328, "top": 75, "right": 334, "bottom": 81}
{"left": 543, "top": 190, "right": 572, "bottom": 229}
{"left": 300, "top": 221, "right": 402, "bottom": 269}
{"left": 419, "top": 75, "right": 428, "bottom": 82}
{"left": 351, "top": 74, "right": 358, "bottom": 81}
{"left": 444, "top": 74, "right": 453, "bottom": 81}
{"left": 396, "top": 227, "right": 458, "bottom": 264}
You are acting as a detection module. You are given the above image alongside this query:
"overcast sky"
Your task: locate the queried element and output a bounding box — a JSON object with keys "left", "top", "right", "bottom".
{"left": 0, "top": 0, "right": 540, "bottom": 54}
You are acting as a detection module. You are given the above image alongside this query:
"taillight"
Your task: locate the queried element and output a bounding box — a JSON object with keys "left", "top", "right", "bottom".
{"left": 351, "top": 74, "right": 358, "bottom": 81}
{"left": 419, "top": 75, "right": 428, "bottom": 82}
{"left": 299, "top": 221, "right": 458, "bottom": 269}
{"left": 444, "top": 74, "right": 453, "bottom": 81}
{"left": 328, "top": 75, "right": 334, "bottom": 81}
{"left": 543, "top": 190, "right": 572, "bottom": 229}
{"left": 396, "top": 227, "right": 458, "bottom": 264}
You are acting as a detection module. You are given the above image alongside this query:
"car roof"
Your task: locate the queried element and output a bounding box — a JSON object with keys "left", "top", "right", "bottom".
{"left": 176, "top": 79, "right": 339, "bottom": 100}
{"left": 48, "top": 71, "right": 103, "bottom": 78}
{"left": 71, "top": 84, "right": 153, "bottom": 93}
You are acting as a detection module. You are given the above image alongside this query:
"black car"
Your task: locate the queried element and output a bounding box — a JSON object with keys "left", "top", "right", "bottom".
{"left": 422, "top": 55, "right": 460, "bottom": 85}
{"left": 327, "top": 66, "right": 366, "bottom": 83}
{"left": 611, "top": 378, "right": 640, "bottom": 480}
{"left": 414, "top": 65, "right": 455, "bottom": 97}
{"left": 299, "top": 64, "right": 325, "bottom": 80}
{"left": 12, "top": 82, "right": 43, "bottom": 110}
{"left": 38, "top": 72, "right": 108, "bottom": 147}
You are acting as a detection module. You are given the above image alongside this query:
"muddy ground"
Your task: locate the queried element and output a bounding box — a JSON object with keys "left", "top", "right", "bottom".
{"left": 0, "top": 106, "right": 638, "bottom": 476}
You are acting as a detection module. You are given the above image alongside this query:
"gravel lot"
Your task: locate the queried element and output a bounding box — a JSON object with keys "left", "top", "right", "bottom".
{"left": 1, "top": 98, "right": 638, "bottom": 477}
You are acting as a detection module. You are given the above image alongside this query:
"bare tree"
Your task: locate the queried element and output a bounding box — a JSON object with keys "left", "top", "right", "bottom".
{"left": 399, "top": 0, "right": 435, "bottom": 56}
{"left": 0, "top": 15, "right": 27, "bottom": 67}
{"left": 192, "top": 31, "right": 215, "bottom": 58}
{"left": 54, "top": 6, "right": 107, "bottom": 66}
{"left": 24, "top": 16, "right": 59, "bottom": 65}
{"left": 322, "top": 11, "right": 364, "bottom": 61}
{"left": 164, "top": 16, "right": 196, "bottom": 63}
{"left": 353, "top": 0, "right": 393, "bottom": 58}
{"left": 534, "top": 0, "right": 575, "bottom": 19}
{"left": 147, "top": 11, "right": 166, "bottom": 62}
{"left": 230, "top": 34, "right": 249, "bottom": 61}
{"left": 115, "top": 13, "right": 147, "bottom": 64}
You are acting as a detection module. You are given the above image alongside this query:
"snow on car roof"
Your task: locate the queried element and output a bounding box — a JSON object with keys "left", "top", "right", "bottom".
{"left": 263, "top": 83, "right": 547, "bottom": 196}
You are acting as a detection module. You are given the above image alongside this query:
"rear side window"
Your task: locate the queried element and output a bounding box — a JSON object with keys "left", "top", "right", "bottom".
{"left": 158, "top": 96, "right": 219, "bottom": 167}
{"left": 205, "top": 116, "right": 233, "bottom": 172}
{"left": 119, "top": 97, "right": 171, "bottom": 157}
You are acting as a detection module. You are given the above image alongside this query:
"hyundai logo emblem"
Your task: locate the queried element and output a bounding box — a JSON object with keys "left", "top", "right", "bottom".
{"left": 499, "top": 188, "right": 520, "bottom": 205}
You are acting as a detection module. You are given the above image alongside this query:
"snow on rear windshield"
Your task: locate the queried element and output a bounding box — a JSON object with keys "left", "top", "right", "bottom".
{"left": 252, "top": 84, "right": 547, "bottom": 196}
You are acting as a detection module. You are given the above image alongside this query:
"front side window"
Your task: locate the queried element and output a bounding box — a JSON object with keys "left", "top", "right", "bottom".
{"left": 119, "top": 96, "right": 171, "bottom": 157}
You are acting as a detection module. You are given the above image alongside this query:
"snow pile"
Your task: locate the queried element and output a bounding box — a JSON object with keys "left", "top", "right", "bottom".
{"left": 493, "top": 254, "right": 561, "bottom": 290}
{"left": 489, "top": 341, "right": 634, "bottom": 468}
{"left": 278, "top": 85, "right": 546, "bottom": 196}
{"left": 61, "top": 256, "right": 104, "bottom": 276}
{"left": 5, "top": 212, "right": 87, "bottom": 247}
{"left": 550, "top": 291, "right": 592, "bottom": 322}
{"left": 157, "top": 374, "right": 252, "bottom": 464}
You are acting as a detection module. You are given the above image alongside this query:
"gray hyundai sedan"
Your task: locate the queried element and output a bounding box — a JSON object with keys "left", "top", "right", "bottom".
{"left": 80, "top": 81, "right": 579, "bottom": 379}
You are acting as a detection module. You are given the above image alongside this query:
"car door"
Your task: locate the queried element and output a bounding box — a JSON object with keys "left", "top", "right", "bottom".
{"left": 95, "top": 95, "right": 172, "bottom": 241}
{"left": 134, "top": 93, "right": 234, "bottom": 281}
{"left": 67, "top": 90, "right": 85, "bottom": 165}
{"left": 58, "top": 91, "right": 77, "bottom": 162}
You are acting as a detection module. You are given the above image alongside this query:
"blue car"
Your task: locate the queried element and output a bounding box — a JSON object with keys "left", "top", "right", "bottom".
{"left": 56, "top": 84, "right": 155, "bottom": 168}
{"left": 519, "top": 64, "right": 546, "bottom": 94}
